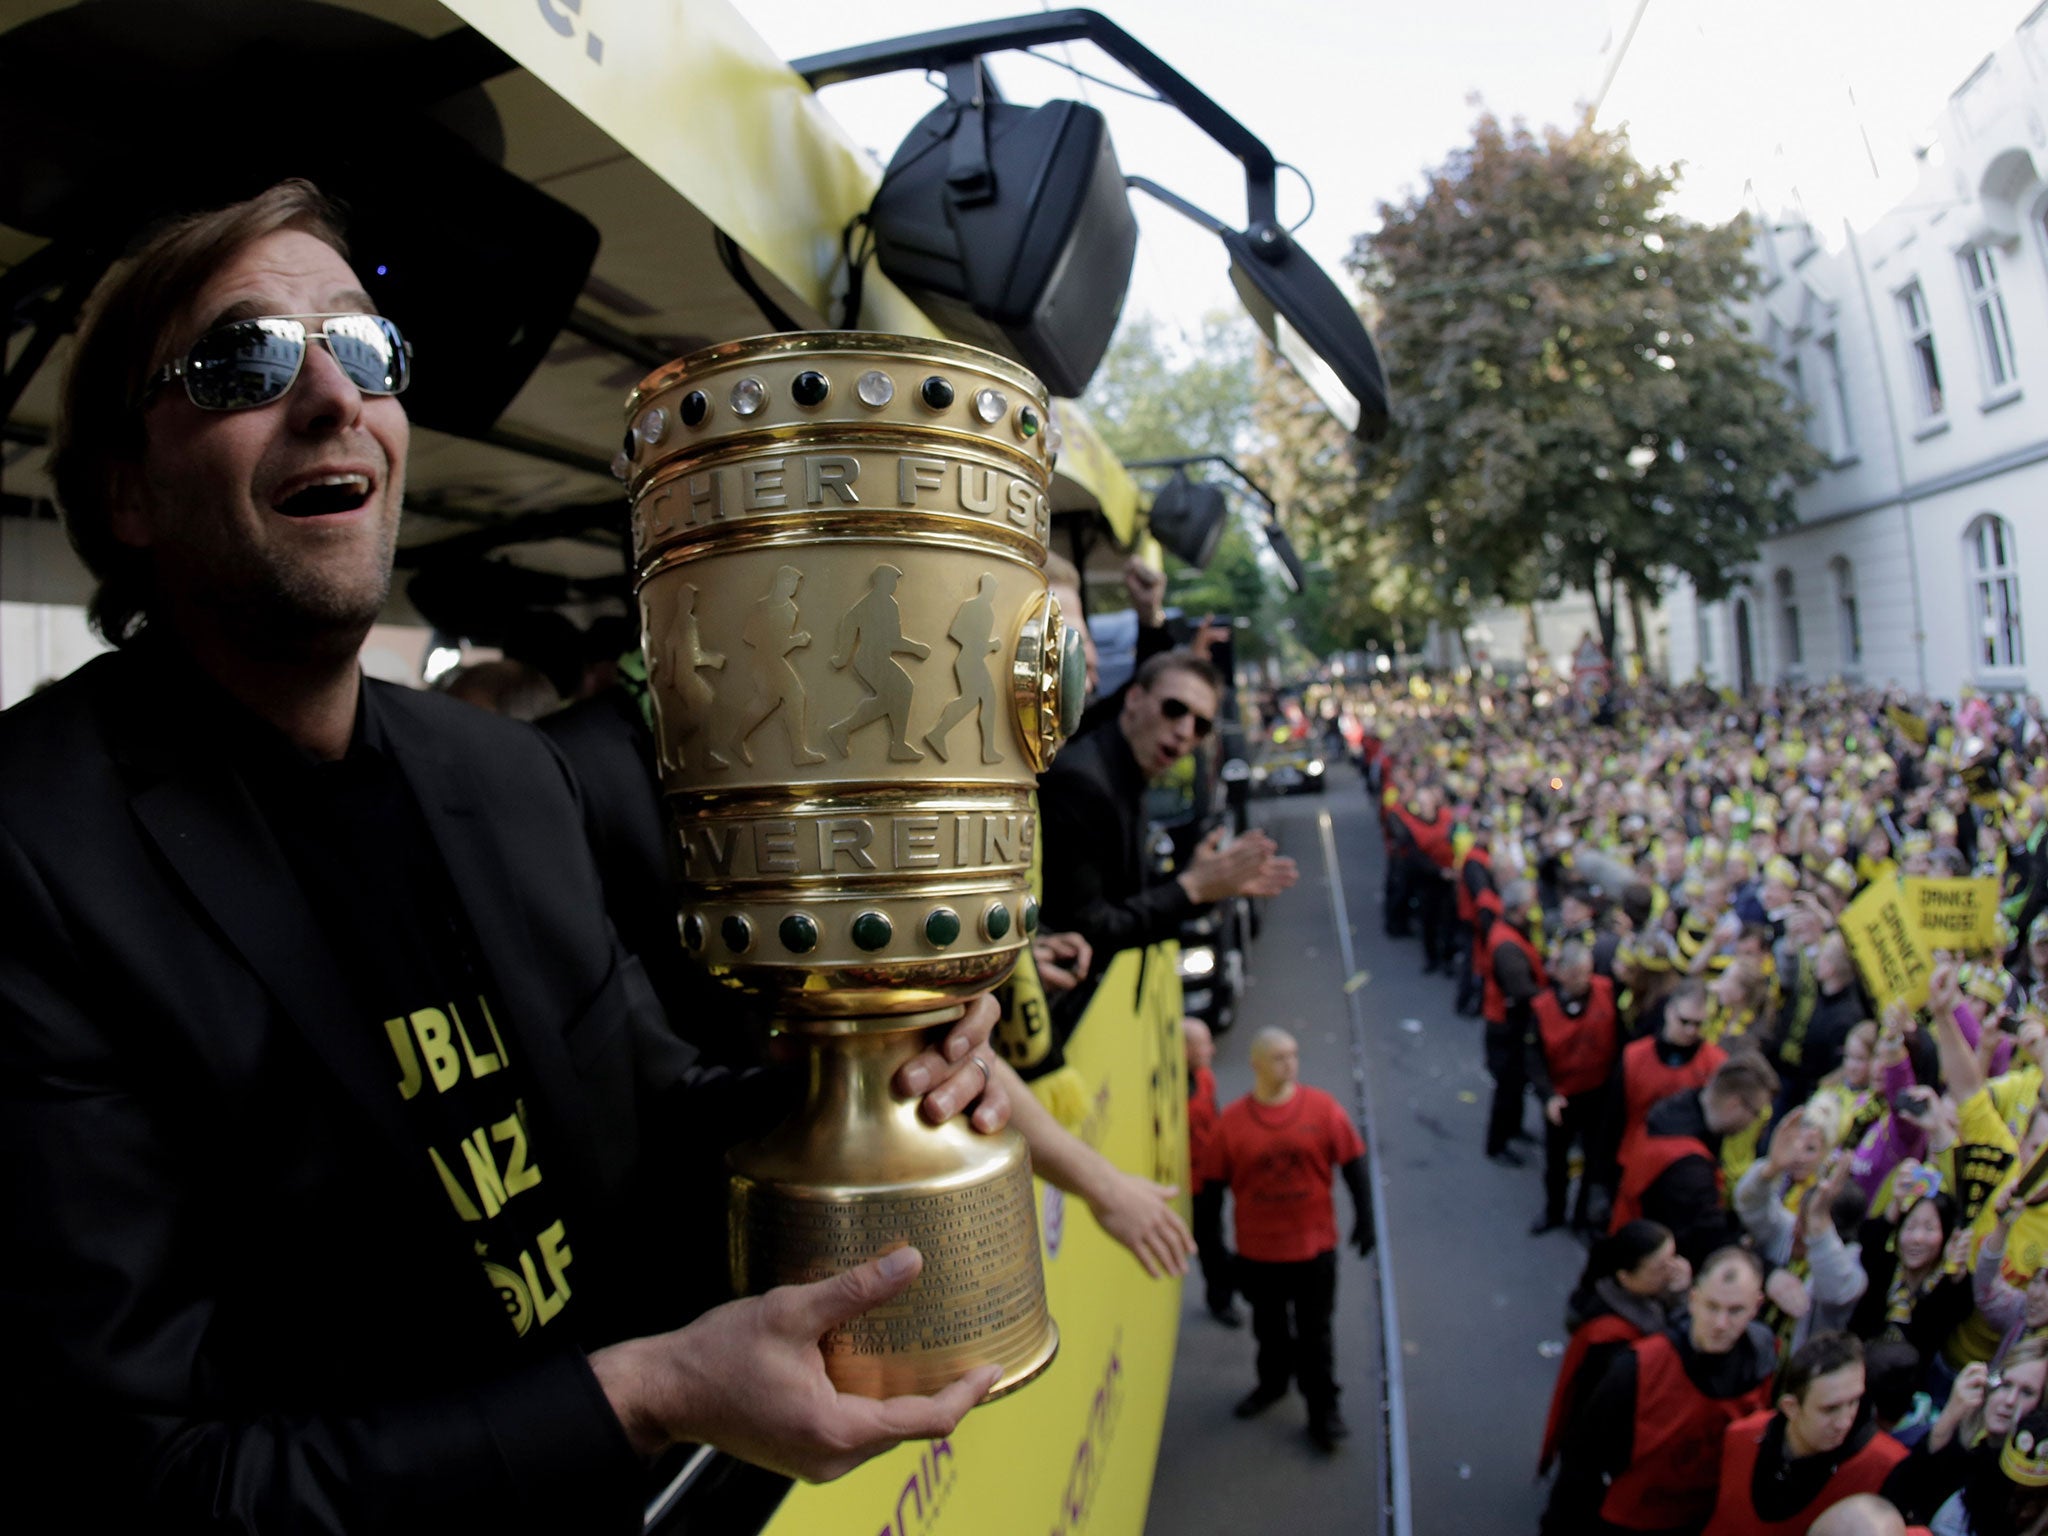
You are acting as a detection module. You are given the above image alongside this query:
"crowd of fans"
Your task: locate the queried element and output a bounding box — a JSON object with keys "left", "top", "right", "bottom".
{"left": 1360, "top": 670, "right": 2048, "bottom": 1534}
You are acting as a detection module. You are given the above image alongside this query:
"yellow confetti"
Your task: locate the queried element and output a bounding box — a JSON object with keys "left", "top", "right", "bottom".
{"left": 1457, "top": 1091, "right": 1479, "bottom": 1104}
{"left": 1344, "top": 970, "right": 1371, "bottom": 993}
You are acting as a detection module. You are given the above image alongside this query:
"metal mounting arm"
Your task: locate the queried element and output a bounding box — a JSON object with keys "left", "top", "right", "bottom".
{"left": 791, "top": 9, "right": 1281, "bottom": 235}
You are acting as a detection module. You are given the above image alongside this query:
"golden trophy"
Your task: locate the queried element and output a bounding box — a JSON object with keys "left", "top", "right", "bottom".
{"left": 622, "top": 333, "right": 1083, "bottom": 1398}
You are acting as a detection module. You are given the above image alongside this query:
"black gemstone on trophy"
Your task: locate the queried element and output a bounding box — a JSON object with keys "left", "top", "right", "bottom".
{"left": 721, "top": 915, "right": 753, "bottom": 954}
{"left": 679, "top": 390, "right": 709, "bottom": 426}
{"left": 920, "top": 375, "right": 955, "bottom": 410}
{"left": 621, "top": 429, "right": 637, "bottom": 459}
{"left": 791, "top": 370, "right": 830, "bottom": 407}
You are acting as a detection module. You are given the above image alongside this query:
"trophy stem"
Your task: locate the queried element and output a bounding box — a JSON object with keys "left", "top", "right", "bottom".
{"left": 728, "top": 1015, "right": 1059, "bottom": 1399}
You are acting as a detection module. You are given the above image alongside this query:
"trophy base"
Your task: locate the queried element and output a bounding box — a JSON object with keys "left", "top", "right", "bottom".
{"left": 728, "top": 1016, "right": 1059, "bottom": 1399}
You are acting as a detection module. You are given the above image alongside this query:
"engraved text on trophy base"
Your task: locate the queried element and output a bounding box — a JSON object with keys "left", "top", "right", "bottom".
{"left": 744, "top": 1161, "right": 1045, "bottom": 1359}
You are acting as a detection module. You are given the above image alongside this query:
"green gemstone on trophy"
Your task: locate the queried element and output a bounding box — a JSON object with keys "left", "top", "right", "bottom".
{"left": 682, "top": 913, "right": 705, "bottom": 951}
{"left": 852, "top": 911, "right": 894, "bottom": 951}
{"left": 1019, "top": 405, "right": 1039, "bottom": 437}
{"left": 779, "top": 913, "right": 819, "bottom": 954}
{"left": 1022, "top": 897, "right": 1040, "bottom": 935}
{"left": 722, "top": 915, "right": 754, "bottom": 953}
{"left": 925, "top": 908, "right": 962, "bottom": 947}
{"left": 1057, "top": 630, "right": 1086, "bottom": 737}
{"left": 984, "top": 902, "right": 1012, "bottom": 940}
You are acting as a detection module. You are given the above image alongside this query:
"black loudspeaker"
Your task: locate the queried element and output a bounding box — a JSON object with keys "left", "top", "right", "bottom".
{"left": 869, "top": 94, "right": 1137, "bottom": 397}
{"left": 339, "top": 142, "right": 599, "bottom": 436}
{"left": 1147, "top": 474, "right": 1229, "bottom": 569}
{"left": 0, "top": 0, "right": 598, "bottom": 438}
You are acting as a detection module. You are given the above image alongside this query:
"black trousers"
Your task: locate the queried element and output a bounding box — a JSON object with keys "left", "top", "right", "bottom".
{"left": 1239, "top": 1249, "right": 1339, "bottom": 1414}
{"left": 1452, "top": 927, "right": 1483, "bottom": 1015}
{"left": 1415, "top": 869, "right": 1453, "bottom": 969}
{"left": 1542, "top": 1089, "right": 1609, "bottom": 1225}
{"left": 1484, "top": 1020, "right": 1528, "bottom": 1155}
{"left": 1192, "top": 1183, "right": 1235, "bottom": 1311}
{"left": 1384, "top": 857, "right": 1412, "bottom": 937}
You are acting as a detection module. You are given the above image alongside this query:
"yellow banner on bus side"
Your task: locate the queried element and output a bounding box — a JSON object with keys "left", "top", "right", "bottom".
{"left": 1840, "top": 882, "right": 1933, "bottom": 1010}
{"left": 1904, "top": 877, "right": 2002, "bottom": 955}
{"left": 762, "top": 943, "right": 1187, "bottom": 1536}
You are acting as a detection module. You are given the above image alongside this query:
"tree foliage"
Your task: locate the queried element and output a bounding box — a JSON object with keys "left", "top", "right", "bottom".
{"left": 1350, "top": 111, "right": 1826, "bottom": 654}
{"left": 1086, "top": 312, "right": 1257, "bottom": 464}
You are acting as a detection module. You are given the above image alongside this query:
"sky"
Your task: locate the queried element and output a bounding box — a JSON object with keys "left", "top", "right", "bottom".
{"left": 740, "top": 0, "right": 2042, "bottom": 345}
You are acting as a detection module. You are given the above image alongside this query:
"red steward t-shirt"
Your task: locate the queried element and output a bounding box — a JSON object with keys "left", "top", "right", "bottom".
{"left": 1212, "top": 1085, "right": 1365, "bottom": 1262}
{"left": 1188, "top": 1065, "right": 1221, "bottom": 1191}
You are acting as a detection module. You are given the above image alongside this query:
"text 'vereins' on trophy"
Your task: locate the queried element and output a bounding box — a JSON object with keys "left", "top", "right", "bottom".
{"left": 624, "top": 333, "right": 1083, "bottom": 1397}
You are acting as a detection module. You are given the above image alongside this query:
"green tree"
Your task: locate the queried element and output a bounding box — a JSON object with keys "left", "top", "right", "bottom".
{"left": 1083, "top": 313, "right": 1294, "bottom": 659}
{"left": 1352, "top": 111, "right": 1826, "bottom": 656}
{"left": 1247, "top": 351, "right": 1468, "bottom": 659}
{"left": 1086, "top": 311, "right": 1257, "bottom": 464}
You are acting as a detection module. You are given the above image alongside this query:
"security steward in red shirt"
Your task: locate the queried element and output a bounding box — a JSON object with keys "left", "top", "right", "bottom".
{"left": 1210, "top": 1028, "right": 1372, "bottom": 1454}
{"left": 1701, "top": 1332, "right": 1909, "bottom": 1536}
{"left": 1529, "top": 943, "right": 1623, "bottom": 1235}
{"left": 1612, "top": 1053, "right": 1778, "bottom": 1267}
{"left": 1544, "top": 1247, "right": 1777, "bottom": 1536}
{"left": 1454, "top": 819, "right": 1496, "bottom": 1017}
{"left": 1184, "top": 1016, "right": 1239, "bottom": 1326}
{"left": 1695, "top": 1335, "right": 1900, "bottom": 1536}
{"left": 1485, "top": 878, "right": 1548, "bottom": 1164}
{"left": 1388, "top": 781, "right": 1457, "bottom": 973}
{"left": 1589, "top": 979, "right": 1729, "bottom": 1221}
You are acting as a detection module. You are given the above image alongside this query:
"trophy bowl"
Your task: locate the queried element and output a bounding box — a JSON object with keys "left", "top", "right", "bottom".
{"left": 624, "top": 332, "right": 1083, "bottom": 1397}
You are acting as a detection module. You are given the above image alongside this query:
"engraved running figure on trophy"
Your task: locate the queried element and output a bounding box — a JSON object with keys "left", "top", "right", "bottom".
{"left": 658, "top": 583, "right": 724, "bottom": 770}
{"left": 924, "top": 574, "right": 1006, "bottom": 765}
{"left": 726, "top": 564, "right": 828, "bottom": 767}
{"left": 828, "top": 564, "right": 930, "bottom": 762}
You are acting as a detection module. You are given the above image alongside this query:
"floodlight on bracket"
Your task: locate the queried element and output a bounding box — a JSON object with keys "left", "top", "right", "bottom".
{"left": 1125, "top": 453, "right": 1308, "bottom": 595}
{"left": 792, "top": 8, "right": 1389, "bottom": 438}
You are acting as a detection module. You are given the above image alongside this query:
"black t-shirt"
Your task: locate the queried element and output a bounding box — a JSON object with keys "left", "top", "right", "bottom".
{"left": 226, "top": 681, "right": 580, "bottom": 1349}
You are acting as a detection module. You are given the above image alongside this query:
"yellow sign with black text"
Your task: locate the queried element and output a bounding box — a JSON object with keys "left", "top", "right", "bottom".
{"left": 1841, "top": 882, "right": 1933, "bottom": 1010}
{"left": 1903, "top": 877, "right": 2002, "bottom": 956}
{"left": 761, "top": 944, "right": 1187, "bottom": 1536}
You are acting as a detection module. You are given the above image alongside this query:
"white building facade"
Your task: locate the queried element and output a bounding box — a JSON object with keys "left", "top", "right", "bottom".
{"left": 1666, "top": 9, "right": 2048, "bottom": 702}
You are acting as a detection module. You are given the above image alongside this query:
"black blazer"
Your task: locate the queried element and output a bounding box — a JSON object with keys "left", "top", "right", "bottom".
{"left": 1037, "top": 722, "right": 1197, "bottom": 963}
{"left": 0, "top": 647, "right": 757, "bottom": 1534}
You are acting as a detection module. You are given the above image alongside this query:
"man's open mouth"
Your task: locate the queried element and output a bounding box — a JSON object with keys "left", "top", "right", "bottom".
{"left": 272, "top": 474, "right": 373, "bottom": 518}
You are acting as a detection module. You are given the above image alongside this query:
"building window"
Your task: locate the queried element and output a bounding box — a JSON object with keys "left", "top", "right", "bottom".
{"left": 1898, "top": 281, "right": 1945, "bottom": 420}
{"left": 1960, "top": 247, "right": 2019, "bottom": 391}
{"left": 1696, "top": 607, "right": 1713, "bottom": 666}
{"left": 1775, "top": 569, "right": 1803, "bottom": 672}
{"left": 1818, "top": 335, "right": 1857, "bottom": 459}
{"left": 1831, "top": 556, "right": 1862, "bottom": 667}
{"left": 1966, "top": 513, "right": 2024, "bottom": 671}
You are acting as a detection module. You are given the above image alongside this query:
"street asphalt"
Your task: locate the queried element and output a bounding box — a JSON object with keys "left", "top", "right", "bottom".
{"left": 1146, "top": 767, "right": 1586, "bottom": 1536}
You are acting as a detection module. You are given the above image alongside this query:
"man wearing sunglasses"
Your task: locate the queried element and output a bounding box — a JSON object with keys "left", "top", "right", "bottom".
{"left": 0, "top": 181, "right": 1004, "bottom": 1532}
{"left": 1039, "top": 648, "right": 1298, "bottom": 1021}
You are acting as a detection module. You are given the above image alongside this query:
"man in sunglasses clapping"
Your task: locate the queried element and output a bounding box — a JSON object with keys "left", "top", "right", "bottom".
{"left": 0, "top": 180, "right": 1007, "bottom": 1533}
{"left": 1039, "top": 648, "right": 1299, "bottom": 1022}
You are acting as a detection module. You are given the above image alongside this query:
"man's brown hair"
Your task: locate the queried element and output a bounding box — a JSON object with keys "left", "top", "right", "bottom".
{"left": 50, "top": 180, "right": 350, "bottom": 645}
{"left": 1709, "top": 1050, "right": 1781, "bottom": 1104}
{"left": 1133, "top": 647, "right": 1223, "bottom": 697}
